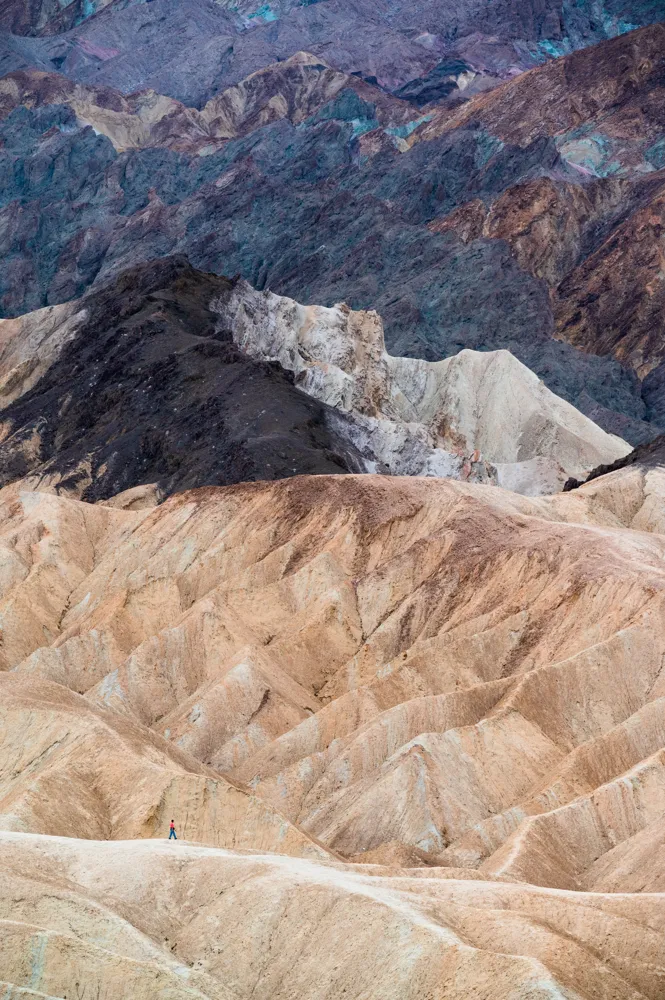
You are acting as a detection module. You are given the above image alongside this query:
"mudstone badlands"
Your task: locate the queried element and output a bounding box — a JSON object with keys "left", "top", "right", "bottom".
{"left": 1, "top": 0, "right": 665, "bottom": 998}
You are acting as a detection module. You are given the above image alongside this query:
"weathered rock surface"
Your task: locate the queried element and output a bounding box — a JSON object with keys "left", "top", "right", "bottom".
{"left": 565, "top": 433, "right": 665, "bottom": 491}
{"left": 0, "top": 296, "right": 85, "bottom": 406}
{"left": 0, "top": 54, "right": 413, "bottom": 152}
{"left": 0, "top": 257, "right": 630, "bottom": 498}
{"left": 554, "top": 180, "right": 665, "bottom": 379}
{"left": 411, "top": 21, "right": 665, "bottom": 403}
{"left": 217, "top": 275, "right": 630, "bottom": 491}
{"left": 0, "top": 672, "right": 329, "bottom": 858}
{"left": 0, "top": 6, "right": 665, "bottom": 993}
{"left": 0, "top": 0, "right": 659, "bottom": 107}
{"left": 419, "top": 23, "right": 665, "bottom": 176}
{"left": 3, "top": 473, "right": 665, "bottom": 880}
{"left": 0, "top": 833, "right": 663, "bottom": 999}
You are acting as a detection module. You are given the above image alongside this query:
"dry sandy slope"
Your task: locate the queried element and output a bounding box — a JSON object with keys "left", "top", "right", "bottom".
{"left": 0, "top": 672, "right": 330, "bottom": 858}
{"left": 1, "top": 470, "right": 665, "bottom": 994}
{"left": 1, "top": 473, "right": 665, "bottom": 871}
{"left": 0, "top": 833, "right": 663, "bottom": 1000}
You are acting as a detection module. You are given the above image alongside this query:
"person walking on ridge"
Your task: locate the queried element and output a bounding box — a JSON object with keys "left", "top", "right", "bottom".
{"left": 169, "top": 819, "right": 177, "bottom": 840}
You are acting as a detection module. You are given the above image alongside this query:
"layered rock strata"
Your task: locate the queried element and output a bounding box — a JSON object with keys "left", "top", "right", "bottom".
{"left": 216, "top": 276, "right": 631, "bottom": 492}
{"left": 1, "top": 462, "right": 665, "bottom": 994}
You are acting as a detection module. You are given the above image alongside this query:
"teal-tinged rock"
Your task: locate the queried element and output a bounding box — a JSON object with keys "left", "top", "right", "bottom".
{"left": 245, "top": 3, "right": 278, "bottom": 22}
{"left": 539, "top": 39, "right": 571, "bottom": 59}
{"left": 473, "top": 132, "right": 505, "bottom": 171}
{"left": 557, "top": 133, "right": 618, "bottom": 176}
{"left": 384, "top": 114, "right": 434, "bottom": 141}
{"left": 309, "top": 90, "right": 377, "bottom": 127}
{"left": 646, "top": 139, "right": 665, "bottom": 171}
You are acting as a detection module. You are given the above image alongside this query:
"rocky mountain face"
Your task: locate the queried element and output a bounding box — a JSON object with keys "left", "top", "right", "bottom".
{"left": 216, "top": 271, "right": 631, "bottom": 491}
{"left": 0, "top": 257, "right": 369, "bottom": 499}
{"left": 2, "top": 28, "right": 665, "bottom": 445}
{"left": 0, "top": 0, "right": 660, "bottom": 103}
{"left": 565, "top": 432, "right": 665, "bottom": 489}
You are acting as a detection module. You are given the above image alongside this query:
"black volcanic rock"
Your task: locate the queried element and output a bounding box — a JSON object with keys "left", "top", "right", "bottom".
{"left": 395, "top": 59, "right": 478, "bottom": 106}
{"left": 0, "top": 257, "right": 364, "bottom": 500}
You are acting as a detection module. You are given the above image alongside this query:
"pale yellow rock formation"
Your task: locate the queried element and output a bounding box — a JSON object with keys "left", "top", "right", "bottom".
{"left": 0, "top": 300, "right": 86, "bottom": 409}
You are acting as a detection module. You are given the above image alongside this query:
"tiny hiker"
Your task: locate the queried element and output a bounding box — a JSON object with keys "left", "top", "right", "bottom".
{"left": 169, "top": 819, "right": 177, "bottom": 840}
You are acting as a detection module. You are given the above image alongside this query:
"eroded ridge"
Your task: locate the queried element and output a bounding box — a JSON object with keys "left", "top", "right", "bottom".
{"left": 1, "top": 470, "right": 665, "bottom": 995}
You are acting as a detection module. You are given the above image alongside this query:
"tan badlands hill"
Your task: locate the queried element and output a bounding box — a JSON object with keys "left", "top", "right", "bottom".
{"left": 1, "top": 834, "right": 663, "bottom": 1000}
{"left": 1, "top": 468, "right": 665, "bottom": 996}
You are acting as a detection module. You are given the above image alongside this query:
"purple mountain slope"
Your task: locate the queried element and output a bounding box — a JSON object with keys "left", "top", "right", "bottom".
{"left": 0, "top": 0, "right": 661, "bottom": 107}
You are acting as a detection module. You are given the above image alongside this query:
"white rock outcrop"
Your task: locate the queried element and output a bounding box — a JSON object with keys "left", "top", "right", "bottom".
{"left": 213, "top": 282, "right": 631, "bottom": 494}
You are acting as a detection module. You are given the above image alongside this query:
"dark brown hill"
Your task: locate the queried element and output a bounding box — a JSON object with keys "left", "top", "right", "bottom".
{"left": 0, "top": 257, "right": 363, "bottom": 500}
